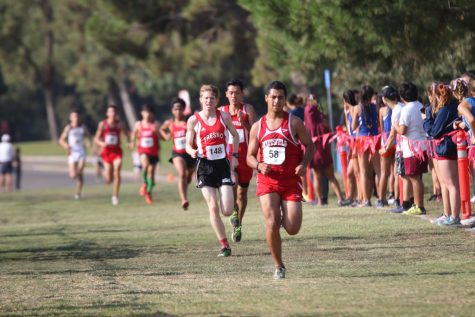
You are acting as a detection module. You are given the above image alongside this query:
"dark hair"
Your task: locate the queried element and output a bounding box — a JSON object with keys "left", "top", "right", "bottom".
{"left": 226, "top": 79, "right": 244, "bottom": 91}
{"left": 107, "top": 104, "right": 118, "bottom": 111}
{"left": 266, "top": 81, "right": 287, "bottom": 97}
{"left": 141, "top": 104, "right": 155, "bottom": 113}
{"left": 342, "top": 90, "right": 357, "bottom": 106}
{"left": 462, "top": 71, "right": 475, "bottom": 81}
{"left": 170, "top": 97, "right": 186, "bottom": 109}
{"left": 399, "top": 82, "right": 418, "bottom": 102}
{"left": 360, "top": 85, "right": 375, "bottom": 128}
{"left": 380, "top": 85, "right": 399, "bottom": 101}
{"left": 70, "top": 108, "right": 80, "bottom": 115}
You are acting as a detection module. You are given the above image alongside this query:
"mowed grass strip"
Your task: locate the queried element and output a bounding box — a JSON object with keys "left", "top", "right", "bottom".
{"left": 0, "top": 181, "right": 474, "bottom": 317}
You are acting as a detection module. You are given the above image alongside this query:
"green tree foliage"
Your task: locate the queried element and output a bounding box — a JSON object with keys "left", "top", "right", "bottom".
{"left": 240, "top": 0, "right": 475, "bottom": 93}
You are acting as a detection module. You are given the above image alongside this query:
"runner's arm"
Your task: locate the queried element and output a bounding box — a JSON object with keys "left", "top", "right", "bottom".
{"left": 159, "top": 119, "right": 172, "bottom": 141}
{"left": 222, "top": 112, "right": 240, "bottom": 155}
{"left": 128, "top": 122, "right": 139, "bottom": 149}
{"left": 185, "top": 115, "right": 198, "bottom": 158}
{"left": 247, "top": 121, "right": 268, "bottom": 175}
{"left": 58, "top": 125, "right": 70, "bottom": 152}
{"left": 351, "top": 106, "right": 360, "bottom": 132}
{"left": 458, "top": 101, "right": 475, "bottom": 144}
{"left": 94, "top": 121, "right": 106, "bottom": 148}
{"left": 242, "top": 103, "right": 256, "bottom": 131}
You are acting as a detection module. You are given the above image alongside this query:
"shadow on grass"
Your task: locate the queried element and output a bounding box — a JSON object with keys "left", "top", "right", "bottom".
{"left": 16, "top": 302, "right": 178, "bottom": 317}
{"left": 0, "top": 241, "right": 141, "bottom": 262}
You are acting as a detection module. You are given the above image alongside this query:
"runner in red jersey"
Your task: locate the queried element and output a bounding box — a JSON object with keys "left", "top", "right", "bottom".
{"left": 130, "top": 104, "right": 161, "bottom": 205}
{"left": 160, "top": 97, "right": 196, "bottom": 210}
{"left": 247, "top": 81, "right": 315, "bottom": 279}
{"left": 220, "top": 79, "right": 256, "bottom": 242}
{"left": 94, "top": 105, "right": 128, "bottom": 205}
{"left": 185, "top": 84, "right": 239, "bottom": 257}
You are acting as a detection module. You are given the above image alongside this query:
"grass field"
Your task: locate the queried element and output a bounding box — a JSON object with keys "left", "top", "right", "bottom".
{"left": 0, "top": 180, "right": 474, "bottom": 316}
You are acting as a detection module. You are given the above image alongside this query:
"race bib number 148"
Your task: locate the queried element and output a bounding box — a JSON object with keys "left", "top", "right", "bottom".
{"left": 206, "top": 144, "right": 226, "bottom": 160}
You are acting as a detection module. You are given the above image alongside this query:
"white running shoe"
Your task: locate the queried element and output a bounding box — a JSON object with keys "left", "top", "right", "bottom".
{"left": 74, "top": 193, "right": 81, "bottom": 200}
{"left": 430, "top": 215, "right": 448, "bottom": 225}
{"left": 461, "top": 216, "right": 475, "bottom": 227}
{"left": 471, "top": 195, "right": 475, "bottom": 203}
{"left": 273, "top": 267, "right": 286, "bottom": 280}
{"left": 111, "top": 196, "right": 119, "bottom": 205}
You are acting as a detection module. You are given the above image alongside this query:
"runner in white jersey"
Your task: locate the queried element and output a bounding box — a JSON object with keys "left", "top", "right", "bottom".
{"left": 59, "top": 110, "right": 91, "bottom": 199}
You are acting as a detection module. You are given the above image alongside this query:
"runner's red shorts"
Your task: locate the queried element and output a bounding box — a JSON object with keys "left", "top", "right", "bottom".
{"left": 381, "top": 144, "right": 396, "bottom": 158}
{"left": 101, "top": 148, "right": 123, "bottom": 164}
{"left": 256, "top": 180, "right": 303, "bottom": 202}
{"left": 234, "top": 157, "right": 253, "bottom": 186}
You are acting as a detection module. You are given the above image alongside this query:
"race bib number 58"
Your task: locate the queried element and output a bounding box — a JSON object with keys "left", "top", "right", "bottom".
{"left": 206, "top": 144, "right": 226, "bottom": 160}
{"left": 263, "top": 147, "right": 285, "bottom": 165}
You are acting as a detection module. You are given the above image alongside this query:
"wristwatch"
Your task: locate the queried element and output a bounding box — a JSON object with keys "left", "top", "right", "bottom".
{"left": 232, "top": 152, "right": 239, "bottom": 158}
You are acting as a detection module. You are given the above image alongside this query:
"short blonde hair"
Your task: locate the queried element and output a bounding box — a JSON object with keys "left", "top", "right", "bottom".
{"left": 200, "top": 84, "right": 220, "bottom": 100}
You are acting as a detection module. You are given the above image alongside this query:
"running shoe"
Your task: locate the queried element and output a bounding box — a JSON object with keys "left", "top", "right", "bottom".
{"left": 350, "top": 200, "right": 359, "bottom": 207}
{"left": 139, "top": 184, "right": 146, "bottom": 196}
{"left": 471, "top": 195, "right": 475, "bottom": 203}
{"left": 302, "top": 193, "right": 310, "bottom": 202}
{"left": 388, "top": 205, "right": 405, "bottom": 213}
{"left": 427, "top": 194, "right": 438, "bottom": 202}
{"left": 357, "top": 201, "right": 371, "bottom": 208}
{"left": 111, "top": 196, "right": 119, "bottom": 205}
{"left": 438, "top": 216, "right": 461, "bottom": 226}
{"left": 230, "top": 209, "right": 240, "bottom": 228}
{"left": 232, "top": 225, "right": 242, "bottom": 242}
{"left": 145, "top": 193, "right": 152, "bottom": 205}
{"left": 387, "top": 193, "right": 395, "bottom": 205}
{"left": 460, "top": 216, "right": 475, "bottom": 227}
{"left": 375, "top": 199, "right": 388, "bottom": 208}
{"left": 337, "top": 199, "right": 352, "bottom": 207}
{"left": 218, "top": 247, "right": 231, "bottom": 257}
{"left": 74, "top": 193, "right": 81, "bottom": 200}
{"left": 182, "top": 200, "right": 189, "bottom": 210}
{"left": 430, "top": 214, "right": 448, "bottom": 225}
{"left": 403, "top": 205, "right": 424, "bottom": 216}
{"left": 273, "top": 267, "right": 286, "bottom": 280}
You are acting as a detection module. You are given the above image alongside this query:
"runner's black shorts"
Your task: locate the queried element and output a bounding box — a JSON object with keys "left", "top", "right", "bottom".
{"left": 196, "top": 157, "right": 234, "bottom": 188}
{"left": 140, "top": 153, "right": 160, "bottom": 165}
{"left": 169, "top": 151, "right": 196, "bottom": 169}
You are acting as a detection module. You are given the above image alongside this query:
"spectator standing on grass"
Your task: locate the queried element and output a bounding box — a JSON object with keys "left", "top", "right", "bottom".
{"left": 0, "top": 133, "right": 14, "bottom": 192}
{"left": 247, "top": 81, "right": 315, "bottom": 279}
{"left": 394, "top": 82, "right": 427, "bottom": 216}
{"left": 424, "top": 82, "right": 460, "bottom": 225}
{"left": 304, "top": 95, "right": 349, "bottom": 206}
{"left": 352, "top": 85, "right": 381, "bottom": 207}
{"left": 12, "top": 147, "right": 21, "bottom": 190}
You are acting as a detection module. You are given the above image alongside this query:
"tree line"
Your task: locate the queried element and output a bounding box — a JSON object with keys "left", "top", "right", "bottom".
{"left": 0, "top": 0, "right": 474, "bottom": 141}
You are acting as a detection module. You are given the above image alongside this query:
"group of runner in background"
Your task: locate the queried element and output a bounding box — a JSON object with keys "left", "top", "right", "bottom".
{"left": 47, "top": 74, "right": 475, "bottom": 279}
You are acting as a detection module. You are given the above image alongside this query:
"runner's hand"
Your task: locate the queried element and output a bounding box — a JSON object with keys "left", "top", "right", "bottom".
{"left": 231, "top": 156, "right": 238, "bottom": 169}
{"left": 258, "top": 162, "right": 271, "bottom": 175}
{"left": 295, "top": 164, "right": 306, "bottom": 177}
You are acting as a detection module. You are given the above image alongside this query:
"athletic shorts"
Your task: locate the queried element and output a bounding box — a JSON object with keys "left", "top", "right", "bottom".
{"left": 169, "top": 151, "right": 196, "bottom": 169}
{"left": 256, "top": 181, "right": 303, "bottom": 202}
{"left": 0, "top": 161, "right": 13, "bottom": 175}
{"left": 140, "top": 153, "right": 159, "bottom": 165}
{"left": 196, "top": 158, "right": 233, "bottom": 188}
{"left": 68, "top": 151, "right": 86, "bottom": 164}
{"left": 395, "top": 151, "right": 405, "bottom": 176}
{"left": 233, "top": 157, "right": 253, "bottom": 187}
{"left": 381, "top": 144, "right": 396, "bottom": 159}
{"left": 403, "top": 153, "right": 428, "bottom": 176}
{"left": 101, "top": 148, "right": 123, "bottom": 164}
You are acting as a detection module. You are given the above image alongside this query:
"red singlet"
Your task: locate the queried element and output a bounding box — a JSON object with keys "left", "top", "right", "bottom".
{"left": 170, "top": 120, "right": 187, "bottom": 154}
{"left": 137, "top": 121, "right": 160, "bottom": 156}
{"left": 257, "top": 112, "right": 303, "bottom": 186}
{"left": 194, "top": 111, "right": 228, "bottom": 160}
